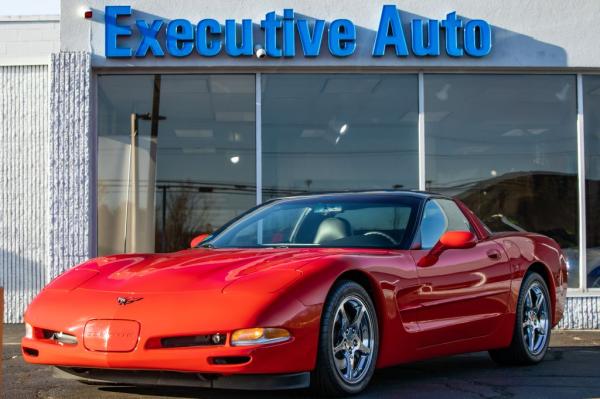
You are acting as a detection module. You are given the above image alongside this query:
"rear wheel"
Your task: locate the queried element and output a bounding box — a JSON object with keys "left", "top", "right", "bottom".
{"left": 489, "top": 271, "right": 551, "bottom": 365}
{"left": 311, "top": 281, "right": 379, "bottom": 396}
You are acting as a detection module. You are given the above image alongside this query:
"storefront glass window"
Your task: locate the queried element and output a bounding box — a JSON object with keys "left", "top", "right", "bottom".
{"left": 261, "top": 74, "right": 419, "bottom": 198}
{"left": 583, "top": 75, "right": 600, "bottom": 288}
{"left": 424, "top": 74, "right": 579, "bottom": 287}
{"left": 97, "top": 74, "right": 255, "bottom": 255}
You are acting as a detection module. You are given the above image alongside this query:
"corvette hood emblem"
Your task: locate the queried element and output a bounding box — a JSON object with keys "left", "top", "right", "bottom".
{"left": 117, "top": 296, "right": 143, "bottom": 306}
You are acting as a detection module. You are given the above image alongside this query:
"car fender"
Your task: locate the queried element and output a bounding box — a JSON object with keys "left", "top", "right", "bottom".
{"left": 253, "top": 252, "right": 420, "bottom": 369}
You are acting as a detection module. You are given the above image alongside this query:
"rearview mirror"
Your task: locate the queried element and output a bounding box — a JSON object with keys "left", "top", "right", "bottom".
{"left": 417, "top": 231, "right": 477, "bottom": 267}
{"left": 190, "top": 233, "right": 210, "bottom": 248}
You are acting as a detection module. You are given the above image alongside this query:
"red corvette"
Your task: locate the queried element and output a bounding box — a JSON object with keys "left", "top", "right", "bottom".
{"left": 22, "top": 191, "right": 567, "bottom": 396}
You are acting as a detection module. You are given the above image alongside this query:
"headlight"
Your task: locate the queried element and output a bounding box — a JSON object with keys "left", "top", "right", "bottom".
{"left": 230, "top": 328, "right": 291, "bottom": 346}
{"left": 25, "top": 323, "right": 33, "bottom": 339}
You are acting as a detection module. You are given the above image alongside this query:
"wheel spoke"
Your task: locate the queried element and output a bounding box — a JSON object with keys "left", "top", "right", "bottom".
{"left": 535, "top": 292, "right": 545, "bottom": 314}
{"left": 352, "top": 305, "right": 366, "bottom": 329}
{"left": 538, "top": 318, "right": 548, "bottom": 335}
{"left": 339, "top": 306, "right": 350, "bottom": 330}
{"left": 527, "top": 326, "right": 535, "bottom": 351}
{"left": 344, "top": 352, "right": 353, "bottom": 381}
{"left": 525, "top": 289, "right": 533, "bottom": 310}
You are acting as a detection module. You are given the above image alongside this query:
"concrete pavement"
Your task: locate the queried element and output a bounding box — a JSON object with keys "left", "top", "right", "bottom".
{"left": 4, "top": 324, "right": 600, "bottom": 398}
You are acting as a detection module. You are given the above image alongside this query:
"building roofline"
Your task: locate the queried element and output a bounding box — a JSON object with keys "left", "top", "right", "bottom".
{"left": 0, "top": 15, "right": 59, "bottom": 22}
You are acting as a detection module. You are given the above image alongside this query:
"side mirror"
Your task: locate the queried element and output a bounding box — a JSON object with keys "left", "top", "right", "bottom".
{"left": 417, "top": 231, "right": 477, "bottom": 267}
{"left": 190, "top": 233, "right": 210, "bottom": 248}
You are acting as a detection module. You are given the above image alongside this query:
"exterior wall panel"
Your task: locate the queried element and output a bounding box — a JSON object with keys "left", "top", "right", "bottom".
{"left": 560, "top": 296, "right": 600, "bottom": 330}
{"left": 47, "top": 52, "right": 92, "bottom": 283}
{"left": 0, "top": 65, "right": 48, "bottom": 322}
{"left": 0, "top": 16, "right": 59, "bottom": 66}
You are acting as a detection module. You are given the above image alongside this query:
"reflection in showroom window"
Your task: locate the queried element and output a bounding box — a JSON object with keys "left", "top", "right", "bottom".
{"left": 261, "top": 74, "right": 419, "bottom": 198}
{"left": 584, "top": 76, "right": 600, "bottom": 288}
{"left": 97, "top": 75, "right": 256, "bottom": 255}
{"left": 424, "top": 74, "right": 579, "bottom": 287}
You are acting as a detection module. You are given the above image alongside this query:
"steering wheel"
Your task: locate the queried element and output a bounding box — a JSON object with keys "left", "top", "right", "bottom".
{"left": 363, "top": 231, "right": 398, "bottom": 245}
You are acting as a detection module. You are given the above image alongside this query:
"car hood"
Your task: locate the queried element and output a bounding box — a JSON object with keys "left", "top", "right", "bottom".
{"left": 46, "top": 248, "right": 355, "bottom": 294}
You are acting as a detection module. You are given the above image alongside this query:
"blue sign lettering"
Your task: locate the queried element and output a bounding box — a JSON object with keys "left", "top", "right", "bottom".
{"left": 105, "top": 5, "right": 133, "bottom": 58}
{"left": 167, "top": 19, "right": 194, "bottom": 57}
{"left": 224, "top": 19, "right": 253, "bottom": 56}
{"left": 411, "top": 19, "right": 440, "bottom": 56}
{"left": 196, "top": 19, "right": 221, "bottom": 56}
{"left": 373, "top": 5, "right": 409, "bottom": 57}
{"left": 104, "top": 5, "right": 492, "bottom": 59}
{"left": 297, "top": 19, "right": 325, "bottom": 57}
{"left": 135, "top": 19, "right": 164, "bottom": 57}
{"left": 283, "top": 9, "right": 295, "bottom": 57}
{"left": 464, "top": 19, "right": 492, "bottom": 57}
{"left": 329, "top": 19, "right": 356, "bottom": 57}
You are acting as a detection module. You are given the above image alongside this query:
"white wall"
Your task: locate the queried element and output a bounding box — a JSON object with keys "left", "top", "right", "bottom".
{"left": 0, "top": 17, "right": 57, "bottom": 322}
{"left": 0, "top": 65, "right": 49, "bottom": 322}
{"left": 0, "top": 16, "right": 59, "bottom": 66}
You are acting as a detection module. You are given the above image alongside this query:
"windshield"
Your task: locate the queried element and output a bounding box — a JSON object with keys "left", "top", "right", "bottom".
{"left": 205, "top": 196, "right": 420, "bottom": 249}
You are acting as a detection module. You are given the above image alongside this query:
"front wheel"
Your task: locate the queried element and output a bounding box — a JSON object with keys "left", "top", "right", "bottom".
{"left": 489, "top": 271, "right": 552, "bottom": 365}
{"left": 311, "top": 281, "right": 379, "bottom": 396}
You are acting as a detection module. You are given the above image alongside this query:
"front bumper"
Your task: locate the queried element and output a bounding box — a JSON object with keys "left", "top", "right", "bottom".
{"left": 54, "top": 367, "right": 310, "bottom": 390}
{"left": 22, "top": 289, "right": 320, "bottom": 374}
{"left": 21, "top": 335, "right": 310, "bottom": 374}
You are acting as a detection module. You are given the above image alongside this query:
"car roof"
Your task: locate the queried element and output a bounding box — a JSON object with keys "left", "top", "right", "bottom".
{"left": 271, "top": 190, "right": 449, "bottom": 202}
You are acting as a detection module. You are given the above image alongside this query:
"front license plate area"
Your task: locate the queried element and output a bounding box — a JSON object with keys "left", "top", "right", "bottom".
{"left": 83, "top": 319, "right": 140, "bottom": 352}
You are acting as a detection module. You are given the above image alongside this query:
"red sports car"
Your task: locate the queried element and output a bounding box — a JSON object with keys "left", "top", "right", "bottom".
{"left": 22, "top": 191, "right": 567, "bottom": 396}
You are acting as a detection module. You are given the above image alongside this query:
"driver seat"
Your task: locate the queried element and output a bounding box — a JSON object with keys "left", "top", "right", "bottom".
{"left": 313, "top": 218, "right": 351, "bottom": 244}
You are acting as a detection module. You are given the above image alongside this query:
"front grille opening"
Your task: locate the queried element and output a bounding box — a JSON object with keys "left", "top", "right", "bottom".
{"left": 23, "top": 347, "right": 39, "bottom": 357}
{"left": 42, "top": 329, "right": 78, "bottom": 345}
{"left": 209, "top": 356, "right": 251, "bottom": 365}
{"left": 146, "top": 333, "right": 226, "bottom": 349}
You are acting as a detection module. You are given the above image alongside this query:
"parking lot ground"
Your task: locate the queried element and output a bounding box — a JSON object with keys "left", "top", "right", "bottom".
{"left": 4, "top": 324, "right": 600, "bottom": 399}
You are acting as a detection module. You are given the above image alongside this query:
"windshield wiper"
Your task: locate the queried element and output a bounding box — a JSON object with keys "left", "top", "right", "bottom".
{"left": 200, "top": 242, "right": 215, "bottom": 249}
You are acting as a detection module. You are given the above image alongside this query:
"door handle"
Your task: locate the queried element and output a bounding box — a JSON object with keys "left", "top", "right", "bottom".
{"left": 487, "top": 249, "right": 501, "bottom": 260}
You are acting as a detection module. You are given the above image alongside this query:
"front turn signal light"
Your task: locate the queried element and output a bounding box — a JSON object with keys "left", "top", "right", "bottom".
{"left": 230, "top": 327, "right": 291, "bottom": 346}
{"left": 25, "top": 323, "right": 33, "bottom": 339}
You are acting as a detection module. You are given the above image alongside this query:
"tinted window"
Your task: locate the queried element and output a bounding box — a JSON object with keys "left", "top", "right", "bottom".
{"left": 208, "top": 196, "right": 420, "bottom": 249}
{"left": 261, "top": 74, "right": 419, "bottom": 198}
{"left": 437, "top": 199, "right": 472, "bottom": 232}
{"left": 420, "top": 200, "right": 447, "bottom": 249}
{"left": 419, "top": 199, "right": 471, "bottom": 249}
{"left": 425, "top": 74, "right": 578, "bottom": 286}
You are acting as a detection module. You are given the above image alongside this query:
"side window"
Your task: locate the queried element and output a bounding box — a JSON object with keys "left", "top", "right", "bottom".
{"left": 420, "top": 200, "right": 447, "bottom": 249}
{"left": 419, "top": 199, "right": 473, "bottom": 249}
{"left": 436, "top": 199, "right": 473, "bottom": 233}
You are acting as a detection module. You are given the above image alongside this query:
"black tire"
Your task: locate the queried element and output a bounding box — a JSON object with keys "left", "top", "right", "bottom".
{"left": 489, "top": 271, "right": 552, "bottom": 365}
{"left": 311, "top": 280, "right": 379, "bottom": 396}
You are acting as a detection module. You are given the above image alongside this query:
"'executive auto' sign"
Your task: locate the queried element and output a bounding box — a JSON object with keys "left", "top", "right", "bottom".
{"left": 105, "top": 5, "right": 492, "bottom": 59}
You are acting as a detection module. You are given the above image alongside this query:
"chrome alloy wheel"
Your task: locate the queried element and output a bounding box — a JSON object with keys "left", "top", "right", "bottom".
{"left": 331, "top": 295, "right": 375, "bottom": 384}
{"left": 522, "top": 282, "right": 550, "bottom": 355}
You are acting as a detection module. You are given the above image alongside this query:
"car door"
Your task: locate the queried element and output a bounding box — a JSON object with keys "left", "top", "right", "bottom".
{"left": 410, "top": 198, "right": 512, "bottom": 348}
